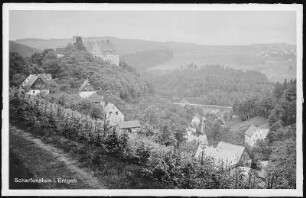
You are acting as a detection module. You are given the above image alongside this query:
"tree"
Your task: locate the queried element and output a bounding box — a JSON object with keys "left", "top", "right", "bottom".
{"left": 9, "top": 52, "right": 30, "bottom": 81}
{"left": 42, "top": 50, "right": 60, "bottom": 76}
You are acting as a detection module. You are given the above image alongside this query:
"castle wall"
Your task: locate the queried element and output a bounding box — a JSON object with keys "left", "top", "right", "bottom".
{"left": 94, "top": 54, "right": 119, "bottom": 66}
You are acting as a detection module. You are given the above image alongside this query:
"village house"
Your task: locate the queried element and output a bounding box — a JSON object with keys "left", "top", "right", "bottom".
{"left": 117, "top": 120, "right": 141, "bottom": 133}
{"left": 191, "top": 114, "right": 201, "bottom": 128}
{"left": 104, "top": 103, "right": 125, "bottom": 126}
{"left": 194, "top": 141, "right": 251, "bottom": 169}
{"left": 245, "top": 123, "right": 270, "bottom": 147}
{"left": 22, "top": 74, "right": 53, "bottom": 95}
{"left": 86, "top": 40, "right": 120, "bottom": 66}
{"left": 55, "top": 47, "right": 65, "bottom": 58}
{"left": 185, "top": 116, "right": 209, "bottom": 146}
{"left": 79, "top": 79, "right": 97, "bottom": 99}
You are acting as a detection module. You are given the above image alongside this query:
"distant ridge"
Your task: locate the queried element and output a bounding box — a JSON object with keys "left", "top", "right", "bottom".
{"left": 9, "top": 41, "right": 41, "bottom": 57}
{"left": 13, "top": 37, "right": 296, "bottom": 82}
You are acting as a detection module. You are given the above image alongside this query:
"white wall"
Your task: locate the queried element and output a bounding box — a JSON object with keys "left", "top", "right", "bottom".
{"left": 79, "top": 91, "right": 96, "bottom": 99}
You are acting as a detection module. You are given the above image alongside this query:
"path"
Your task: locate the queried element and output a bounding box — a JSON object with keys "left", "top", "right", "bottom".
{"left": 9, "top": 125, "right": 106, "bottom": 189}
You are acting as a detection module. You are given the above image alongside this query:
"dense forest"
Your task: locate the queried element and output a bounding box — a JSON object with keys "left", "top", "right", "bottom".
{"left": 144, "top": 64, "right": 274, "bottom": 106}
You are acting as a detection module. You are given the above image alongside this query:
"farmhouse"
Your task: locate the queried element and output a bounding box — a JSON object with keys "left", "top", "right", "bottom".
{"left": 86, "top": 40, "right": 120, "bottom": 66}
{"left": 117, "top": 120, "right": 141, "bottom": 133}
{"left": 22, "top": 74, "right": 53, "bottom": 95}
{"left": 79, "top": 79, "right": 97, "bottom": 99}
{"left": 245, "top": 123, "right": 269, "bottom": 147}
{"left": 104, "top": 103, "right": 124, "bottom": 126}
{"left": 194, "top": 141, "right": 251, "bottom": 169}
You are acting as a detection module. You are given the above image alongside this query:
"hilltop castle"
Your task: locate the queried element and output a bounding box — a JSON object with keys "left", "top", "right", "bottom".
{"left": 86, "top": 39, "right": 120, "bottom": 66}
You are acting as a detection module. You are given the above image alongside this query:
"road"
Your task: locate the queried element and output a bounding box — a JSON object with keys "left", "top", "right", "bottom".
{"left": 9, "top": 125, "right": 107, "bottom": 189}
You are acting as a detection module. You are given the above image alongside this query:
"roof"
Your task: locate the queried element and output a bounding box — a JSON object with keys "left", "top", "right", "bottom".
{"left": 229, "top": 116, "right": 268, "bottom": 133}
{"left": 79, "top": 79, "right": 94, "bottom": 92}
{"left": 185, "top": 133, "right": 209, "bottom": 146}
{"left": 103, "top": 103, "right": 123, "bottom": 116}
{"left": 22, "top": 74, "right": 52, "bottom": 89}
{"left": 118, "top": 120, "right": 141, "bottom": 129}
{"left": 86, "top": 40, "right": 117, "bottom": 54}
{"left": 245, "top": 125, "right": 258, "bottom": 137}
{"left": 258, "top": 123, "right": 269, "bottom": 130}
{"left": 195, "top": 141, "right": 247, "bottom": 167}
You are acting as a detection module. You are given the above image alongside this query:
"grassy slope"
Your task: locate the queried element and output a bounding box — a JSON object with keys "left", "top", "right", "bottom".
{"left": 9, "top": 122, "right": 169, "bottom": 189}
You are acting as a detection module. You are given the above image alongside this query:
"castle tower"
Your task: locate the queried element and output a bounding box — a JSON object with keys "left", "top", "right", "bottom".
{"left": 73, "top": 36, "right": 83, "bottom": 45}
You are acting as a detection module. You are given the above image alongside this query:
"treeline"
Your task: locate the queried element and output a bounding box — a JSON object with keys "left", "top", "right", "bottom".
{"left": 233, "top": 79, "right": 296, "bottom": 126}
{"left": 144, "top": 64, "right": 273, "bottom": 106}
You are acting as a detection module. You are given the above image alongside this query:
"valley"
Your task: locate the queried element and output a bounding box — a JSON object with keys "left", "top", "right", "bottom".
{"left": 12, "top": 37, "right": 296, "bottom": 82}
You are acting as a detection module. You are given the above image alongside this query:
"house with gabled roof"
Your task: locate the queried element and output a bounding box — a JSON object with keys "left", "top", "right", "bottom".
{"left": 194, "top": 141, "right": 251, "bottom": 169}
{"left": 103, "top": 103, "right": 124, "bottom": 126}
{"left": 79, "top": 79, "right": 97, "bottom": 99}
{"left": 117, "top": 120, "right": 141, "bottom": 133}
{"left": 245, "top": 123, "right": 269, "bottom": 147}
{"left": 22, "top": 74, "right": 53, "bottom": 95}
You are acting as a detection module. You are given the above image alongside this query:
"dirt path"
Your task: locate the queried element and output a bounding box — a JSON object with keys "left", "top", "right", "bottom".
{"left": 9, "top": 125, "right": 106, "bottom": 189}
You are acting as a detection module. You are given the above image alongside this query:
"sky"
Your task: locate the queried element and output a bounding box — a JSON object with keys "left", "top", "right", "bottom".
{"left": 9, "top": 10, "right": 296, "bottom": 45}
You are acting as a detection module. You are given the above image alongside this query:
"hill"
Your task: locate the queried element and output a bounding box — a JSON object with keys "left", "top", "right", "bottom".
{"left": 144, "top": 64, "right": 274, "bottom": 106}
{"left": 9, "top": 40, "right": 153, "bottom": 103}
{"left": 14, "top": 37, "right": 296, "bottom": 82}
{"left": 9, "top": 41, "right": 41, "bottom": 57}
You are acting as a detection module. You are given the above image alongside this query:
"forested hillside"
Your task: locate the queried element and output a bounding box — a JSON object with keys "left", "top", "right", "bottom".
{"left": 144, "top": 64, "right": 274, "bottom": 106}
{"left": 9, "top": 41, "right": 41, "bottom": 57}
{"left": 10, "top": 41, "right": 153, "bottom": 102}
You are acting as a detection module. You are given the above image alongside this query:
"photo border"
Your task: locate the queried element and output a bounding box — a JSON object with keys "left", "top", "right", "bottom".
{"left": 2, "top": 3, "right": 303, "bottom": 197}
